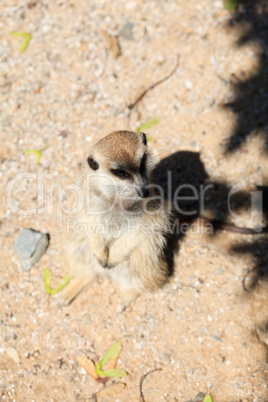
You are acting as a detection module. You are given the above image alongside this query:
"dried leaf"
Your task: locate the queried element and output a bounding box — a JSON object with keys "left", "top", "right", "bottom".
{"left": 96, "top": 382, "right": 126, "bottom": 397}
{"left": 43, "top": 268, "right": 71, "bottom": 295}
{"left": 24, "top": 149, "right": 42, "bottom": 164}
{"left": 77, "top": 356, "right": 99, "bottom": 380}
{"left": 102, "top": 30, "right": 121, "bottom": 59}
{"left": 102, "top": 356, "right": 118, "bottom": 371}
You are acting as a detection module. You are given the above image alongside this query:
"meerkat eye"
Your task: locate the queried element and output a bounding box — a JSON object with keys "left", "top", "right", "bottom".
{"left": 111, "top": 169, "right": 132, "bottom": 180}
{"left": 87, "top": 156, "right": 99, "bottom": 171}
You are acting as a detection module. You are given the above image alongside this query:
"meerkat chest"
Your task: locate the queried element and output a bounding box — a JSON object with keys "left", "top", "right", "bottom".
{"left": 94, "top": 214, "right": 141, "bottom": 243}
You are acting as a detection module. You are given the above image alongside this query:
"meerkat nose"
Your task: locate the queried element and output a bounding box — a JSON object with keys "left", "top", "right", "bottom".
{"left": 137, "top": 187, "right": 149, "bottom": 199}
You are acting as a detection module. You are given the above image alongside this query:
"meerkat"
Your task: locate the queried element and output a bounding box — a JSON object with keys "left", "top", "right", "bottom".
{"left": 58, "top": 130, "right": 173, "bottom": 308}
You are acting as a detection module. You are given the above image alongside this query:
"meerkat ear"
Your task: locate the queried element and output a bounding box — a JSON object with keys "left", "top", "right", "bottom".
{"left": 141, "top": 132, "right": 147, "bottom": 146}
{"left": 87, "top": 156, "right": 99, "bottom": 171}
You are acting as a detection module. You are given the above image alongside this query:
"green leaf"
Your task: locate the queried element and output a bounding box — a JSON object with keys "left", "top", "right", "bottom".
{"left": 10, "top": 32, "right": 31, "bottom": 52}
{"left": 203, "top": 395, "right": 213, "bottom": 402}
{"left": 146, "top": 135, "right": 156, "bottom": 143}
{"left": 96, "top": 368, "right": 128, "bottom": 378}
{"left": 43, "top": 268, "right": 52, "bottom": 286}
{"left": 43, "top": 268, "right": 72, "bottom": 295}
{"left": 24, "top": 149, "right": 42, "bottom": 164}
{"left": 224, "top": 0, "right": 239, "bottom": 12}
{"left": 136, "top": 118, "right": 160, "bottom": 133}
{"left": 95, "top": 342, "right": 122, "bottom": 376}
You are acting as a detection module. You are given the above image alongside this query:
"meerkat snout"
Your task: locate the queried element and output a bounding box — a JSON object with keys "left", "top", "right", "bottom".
{"left": 137, "top": 186, "right": 149, "bottom": 199}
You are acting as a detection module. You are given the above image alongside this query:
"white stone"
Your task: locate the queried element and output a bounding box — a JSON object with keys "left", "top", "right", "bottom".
{"left": 6, "top": 347, "right": 21, "bottom": 364}
{"left": 185, "top": 80, "right": 193, "bottom": 90}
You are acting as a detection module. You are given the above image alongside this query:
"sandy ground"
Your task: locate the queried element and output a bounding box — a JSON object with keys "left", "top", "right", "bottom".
{"left": 1, "top": 0, "right": 268, "bottom": 401}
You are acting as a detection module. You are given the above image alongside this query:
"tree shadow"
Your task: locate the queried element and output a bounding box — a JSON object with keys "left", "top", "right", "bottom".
{"left": 231, "top": 239, "right": 268, "bottom": 290}
{"left": 222, "top": 0, "right": 268, "bottom": 301}
{"left": 152, "top": 150, "right": 250, "bottom": 225}
{"left": 224, "top": 0, "right": 268, "bottom": 153}
{"left": 153, "top": 150, "right": 268, "bottom": 366}
{"left": 151, "top": 150, "right": 251, "bottom": 276}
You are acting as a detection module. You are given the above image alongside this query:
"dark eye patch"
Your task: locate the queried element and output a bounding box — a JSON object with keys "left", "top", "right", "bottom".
{"left": 111, "top": 169, "right": 132, "bottom": 180}
{"left": 140, "top": 153, "right": 147, "bottom": 174}
{"left": 87, "top": 156, "right": 99, "bottom": 171}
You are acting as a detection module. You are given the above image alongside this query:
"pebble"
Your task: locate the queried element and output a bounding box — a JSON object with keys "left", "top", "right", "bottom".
{"left": 185, "top": 79, "right": 193, "bottom": 90}
{"left": 162, "top": 352, "right": 171, "bottom": 364}
{"left": 125, "top": 1, "right": 136, "bottom": 10}
{"left": 211, "top": 335, "right": 223, "bottom": 342}
{"left": 14, "top": 229, "right": 50, "bottom": 272}
{"left": 214, "top": 268, "right": 224, "bottom": 275}
{"left": 119, "top": 22, "right": 134, "bottom": 40}
{"left": 186, "top": 392, "right": 205, "bottom": 402}
{"left": 6, "top": 347, "right": 21, "bottom": 364}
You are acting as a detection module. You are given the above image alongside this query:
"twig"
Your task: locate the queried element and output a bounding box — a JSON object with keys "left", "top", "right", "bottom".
{"left": 127, "top": 56, "right": 180, "bottom": 110}
{"left": 139, "top": 368, "right": 162, "bottom": 402}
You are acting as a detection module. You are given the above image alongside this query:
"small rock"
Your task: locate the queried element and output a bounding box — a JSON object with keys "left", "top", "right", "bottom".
{"left": 188, "top": 367, "right": 194, "bottom": 375}
{"left": 162, "top": 352, "right": 171, "bottom": 364}
{"left": 125, "top": 1, "right": 136, "bottom": 10}
{"left": 6, "top": 347, "right": 20, "bottom": 364}
{"left": 211, "top": 335, "right": 223, "bottom": 342}
{"left": 214, "top": 267, "right": 224, "bottom": 275}
{"left": 78, "top": 366, "right": 87, "bottom": 375}
{"left": 186, "top": 392, "right": 205, "bottom": 402}
{"left": 185, "top": 79, "right": 193, "bottom": 90}
{"left": 14, "top": 228, "right": 50, "bottom": 272}
{"left": 59, "top": 130, "right": 68, "bottom": 138}
{"left": 207, "top": 380, "right": 213, "bottom": 388}
{"left": 119, "top": 22, "right": 134, "bottom": 40}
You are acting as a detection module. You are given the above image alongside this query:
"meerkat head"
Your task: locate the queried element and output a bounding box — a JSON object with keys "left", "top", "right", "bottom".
{"left": 85, "top": 130, "right": 155, "bottom": 209}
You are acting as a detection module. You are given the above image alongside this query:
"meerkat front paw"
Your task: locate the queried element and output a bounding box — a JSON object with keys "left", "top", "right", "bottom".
{"left": 94, "top": 246, "right": 109, "bottom": 268}
{"left": 57, "top": 278, "right": 85, "bottom": 306}
{"left": 117, "top": 288, "right": 141, "bottom": 312}
{"left": 106, "top": 251, "right": 125, "bottom": 268}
